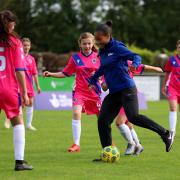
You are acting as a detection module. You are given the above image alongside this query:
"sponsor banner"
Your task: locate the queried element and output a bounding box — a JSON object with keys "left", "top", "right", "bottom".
{"left": 37, "top": 76, "right": 74, "bottom": 91}
{"left": 134, "top": 76, "right": 160, "bottom": 101}
{"left": 34, "top": 91, "right": 147, "bottom": 110}
{"left": 34, "top": 92, "right": 72, "bottom": 110}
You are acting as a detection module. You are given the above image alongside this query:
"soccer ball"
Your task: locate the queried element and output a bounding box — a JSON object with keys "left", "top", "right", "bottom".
{"left": 101, "top": 146, "right": 120, "bottom": 163}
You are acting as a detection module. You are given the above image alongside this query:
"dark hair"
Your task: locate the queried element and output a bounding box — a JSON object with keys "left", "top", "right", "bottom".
{"left": 176, "top": 40, "right": 180, "bottom": 47}
{"left": 95, "top": 20, "right": 113, "bottom": 36}
{"left": 0, "top": 10, "right": 18, "bottom": 46}
{"left": 22, "top": 37, "right": 31, "bottom": 43}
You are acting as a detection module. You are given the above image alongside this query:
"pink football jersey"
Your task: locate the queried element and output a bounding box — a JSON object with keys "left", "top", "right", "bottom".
{"left": 164, "top": 55, "right": 180, "bottom": 91}
{"left": 128, "top": 60, "right": 144, "bottom": 77}
{"left": 0, "top": 35, "right": 25, "bottom": 92}
{"left": 63, "top": 51, "right": 101, "bottom": 99}
{"left": 24, "top": 54, "right": 38, "bottom": 95}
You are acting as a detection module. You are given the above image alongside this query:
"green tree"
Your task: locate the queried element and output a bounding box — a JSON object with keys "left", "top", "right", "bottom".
{"left": 0, "top": 0, "right": 33, "bottom": 39}
{"left": 103, "top": 0, "right": 180, "bottom": 50}
{"left": 30, "top": 0, "right": 100, "bottom": 53}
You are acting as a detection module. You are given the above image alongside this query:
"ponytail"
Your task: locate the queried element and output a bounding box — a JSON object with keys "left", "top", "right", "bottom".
{"left": 95, "top": 20, "right": 113, "bottom": 36}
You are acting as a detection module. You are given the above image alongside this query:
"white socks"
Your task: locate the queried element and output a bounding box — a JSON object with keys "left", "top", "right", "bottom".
{"left": 26, "top": 106, "right": 33, "bottom": 127}
{"left": 72, "top": 119, "right": 81, "bottom": 146}
{"left": 169, "top": 111, "right": 177, "bottom": 132}
{"left": 13, "top": 124, "right": 25, "bottom": 160}
{"left": 118, "top": 124, "right": 134, "bottom": 144}
{"left": 131, "top": 128, "right": 140, "bottom": 146}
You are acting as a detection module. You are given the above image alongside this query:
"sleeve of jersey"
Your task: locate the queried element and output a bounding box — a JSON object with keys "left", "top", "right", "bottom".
{"left": 164, "top": 59, "right": 172, "bottom": 72}
{"left": 116, "top": 45, "right": 141, "bottom": 67}
{"left": 89, "top": 66, "right": 104, "bottom": 85}
{"left": 32, "top": 58, "right": 38, "bottom": 75}
{"left": 134, "top": 64, "right": 144, "bottom": 75}
{"left": 62, "top": 57, "right": 76, "bottom": 76}
{"left": 14, "top": 41, "right": 26, "bottom": 71}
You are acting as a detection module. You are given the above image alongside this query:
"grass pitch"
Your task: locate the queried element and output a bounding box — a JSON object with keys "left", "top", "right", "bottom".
{"left": 0, "top": 101, "right": 179, "bottom": 180}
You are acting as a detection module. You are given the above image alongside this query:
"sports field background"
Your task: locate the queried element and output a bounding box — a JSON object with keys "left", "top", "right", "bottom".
{"left": 0, "top": 101, "right": 179, "bottom": 180}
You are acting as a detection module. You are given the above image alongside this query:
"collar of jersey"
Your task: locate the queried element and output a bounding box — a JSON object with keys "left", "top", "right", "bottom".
{"left": 81, "top": 51, "right": 93, "bottom": 57}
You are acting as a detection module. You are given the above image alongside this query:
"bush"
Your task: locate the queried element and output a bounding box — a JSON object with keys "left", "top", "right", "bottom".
{"left": 31, "top": 45, "right": 177, "bottom": 74}
{"left": 31, "top": 51, "right": 74, "bottom": 73}
{"left": 128, "top": 44, "right": 159, "bottom": 65}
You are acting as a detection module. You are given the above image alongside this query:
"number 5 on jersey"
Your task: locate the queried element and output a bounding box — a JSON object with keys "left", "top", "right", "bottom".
{"left": 0, "top": 56, "right": 6, "bottom": 71}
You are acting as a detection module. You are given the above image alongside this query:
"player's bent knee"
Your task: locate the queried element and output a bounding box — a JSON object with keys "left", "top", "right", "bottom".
{"left": 73, "top": 111, "right": 81, "bottom": 120}
{"left": 115, "top": 120, "right": 123, "bottom": 127}
{"left": 11, "top": 116, "right": 24, "bottom": 127}
{"left": 127, "top": 123, "right": 133, "bottom": 129}
{"left": 115, "top": 122, "right": 120, "bottom": 127}
{"left": 170, "top": 108, "right": 177, "bottom": 111}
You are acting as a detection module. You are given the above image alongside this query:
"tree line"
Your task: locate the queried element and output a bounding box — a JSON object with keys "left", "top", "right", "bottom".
{"left": 1, "top": 0, "right": 180, "bottom": 53}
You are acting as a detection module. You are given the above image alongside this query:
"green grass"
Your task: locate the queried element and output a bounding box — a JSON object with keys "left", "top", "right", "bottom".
{"left": 0, "top": 101, "right": 180, "bottom": 180}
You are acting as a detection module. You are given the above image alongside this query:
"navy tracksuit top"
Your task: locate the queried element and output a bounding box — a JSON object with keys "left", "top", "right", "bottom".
{"left": 90, "top": 38, "right": 142, "bottom": 94}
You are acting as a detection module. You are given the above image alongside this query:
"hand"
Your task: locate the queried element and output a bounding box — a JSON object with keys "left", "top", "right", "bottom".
{"left": 22, "top": 93, "right": 29, "bottom": 106}
{"left": 88, "top": 84, "right": 95, "bottom": 91}
{"left": 101, "top": 82, "right": 108, "bottom": 91}
{"left": 129, "top": 65, "right": 137, "bottom": 73}
{"left": 43, "top": 71, "right": 51, "bottom": 77}
{"left": 155, "top": 67, "right": 163, "bottom": 73}
{"left": 37, "top": 86, "right": 41, "bottom": 94}
{"left": 161, "top": 86, "right": 167, "bottom": 96}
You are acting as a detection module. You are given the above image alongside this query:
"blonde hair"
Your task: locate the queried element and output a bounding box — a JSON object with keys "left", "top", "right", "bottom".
{"left": 78, "top": 32, "right": 98, "bottom": 52}
{"left": 22, "top": 37, "right": 31, "bottom": 44}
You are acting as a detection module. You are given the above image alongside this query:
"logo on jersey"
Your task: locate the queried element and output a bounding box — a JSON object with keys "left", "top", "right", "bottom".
{"left": 77, "top": 59, "right": 80, "bottom": 64}
{"left": 170, "top": 56, "right": 179, "bottom": 67}
{"left": 108, "top": 53, "right": 114, "bottom": 56}
{"left": 92, "top": 58, "right": 97, "bottom": 64}
{"left": 28, "top": 58, "right": 32, "bottom": 63}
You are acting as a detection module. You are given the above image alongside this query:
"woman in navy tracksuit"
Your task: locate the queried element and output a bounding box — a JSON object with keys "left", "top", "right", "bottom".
{"left": 89, "top": 21, "right": 173, "bottom": 159}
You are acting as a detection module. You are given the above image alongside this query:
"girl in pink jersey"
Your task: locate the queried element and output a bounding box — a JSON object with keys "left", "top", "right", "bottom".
{"left": 0, "top": 10, "right": 32, "bottom": 171}
{"left": 162, "top": 40, "right": 180, "bottom": 143}
{"left": 43, "top": 32, "right": 101, "bottom": 152}
{"left": 22, "top": 38, "right": 41, "bottom": 130}
{"left": 4, "top": 38, "right": 41, "bottom": 130}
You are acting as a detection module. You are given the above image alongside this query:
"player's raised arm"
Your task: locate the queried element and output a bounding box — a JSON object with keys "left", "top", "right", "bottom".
{"left": 144, "top": 65, "right": 163, "bottom": 73}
